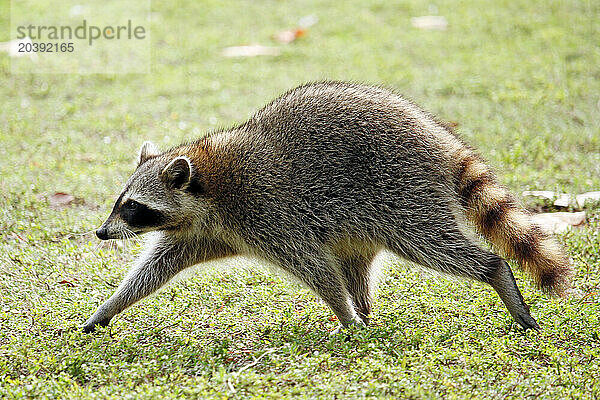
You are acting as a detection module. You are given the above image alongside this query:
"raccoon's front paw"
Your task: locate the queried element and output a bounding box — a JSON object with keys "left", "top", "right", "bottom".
{"left": 81, "top": 317, "right": 111, "bottom": 333}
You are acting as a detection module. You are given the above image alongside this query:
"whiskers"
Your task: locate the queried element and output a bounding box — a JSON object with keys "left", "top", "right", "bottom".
{"left": 120, "top": 227, "right": 140, "bottom": 253}
{"left": 81, "top": 228, "right": 140, "bottom": 267}
{"left": 99, "top": 227, "right": 140, "bottom": 254}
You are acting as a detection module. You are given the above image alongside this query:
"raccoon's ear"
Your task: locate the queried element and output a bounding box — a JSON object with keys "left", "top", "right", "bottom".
{"left": 160, "top": 156, "right": 192, "bottom": 189}
{"left": 138, "top": 141, "right": 160, "bottom": 165}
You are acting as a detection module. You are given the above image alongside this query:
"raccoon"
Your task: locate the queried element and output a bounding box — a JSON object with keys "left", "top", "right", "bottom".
{"left": 82, "top": 81, "right": 572, "bottom": 333}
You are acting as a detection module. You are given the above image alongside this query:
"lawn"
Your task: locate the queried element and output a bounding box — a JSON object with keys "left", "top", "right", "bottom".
{"left": 1, "top": 0, "right": 599, "bottom": 398}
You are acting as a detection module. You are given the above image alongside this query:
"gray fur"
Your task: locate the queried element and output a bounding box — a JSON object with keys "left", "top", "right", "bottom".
{"left": 82, "top": 81, "right": 539, "bottom": 333}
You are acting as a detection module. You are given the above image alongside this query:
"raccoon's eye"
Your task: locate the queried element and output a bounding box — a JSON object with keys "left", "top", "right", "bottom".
{"left": 123, "top": 200, "right": 140, "bottom": 210}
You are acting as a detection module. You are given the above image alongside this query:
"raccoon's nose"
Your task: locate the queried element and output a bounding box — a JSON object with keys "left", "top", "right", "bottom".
{"left": 96, "top": 226, "right": 109, "bottom": 240}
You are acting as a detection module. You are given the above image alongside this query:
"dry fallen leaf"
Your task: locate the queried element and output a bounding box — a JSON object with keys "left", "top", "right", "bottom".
{"left": 48, "top": 192, "right": 77, "bottom": 208}
{"left": 274, "top": 28, "right": 306, "bottom": 44}
{"left": 531, "top": 211, "right": 586, "bottom": 234}
{"left": 221, "top": 45, "right": 280, "bottom": 58}
{"left": 411, "top": 16, "right": 448, "bottom": 30}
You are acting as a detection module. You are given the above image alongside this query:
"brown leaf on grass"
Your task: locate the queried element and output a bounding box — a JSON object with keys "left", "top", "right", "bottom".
{"left": 531, "top": 211, "right": 586, "bottom": 234}
{"left": 48, "top": 192, "right": 83, "bottom": 208}
{"left": 49, "top": 192, "right": 75, "bottom": 208}
{"left": 411, "top": 16, "right": 448, "bottom": 30}
{"left": 221, "top": 45, "right": 280, "bottom": 58}
{"left": 273, "top": 28, "right": 306, "bottom": 44}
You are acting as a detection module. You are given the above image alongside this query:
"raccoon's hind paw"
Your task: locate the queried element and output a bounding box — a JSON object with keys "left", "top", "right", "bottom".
{"left": 514, "top": 310, "right": 540, "bottom": 332}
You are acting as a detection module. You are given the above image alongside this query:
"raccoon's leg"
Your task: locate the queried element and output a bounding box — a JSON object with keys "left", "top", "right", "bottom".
{"left": 386, "top": 227, "right": 539, "bottom": 330}
{"left": 82, "top": 234, "right": 233, "bottom": 333}
{"left": 303, "top": 263, "right": 364, "bottom": 329}
{"left": 268, "top": 245, "right": 363, "bottom": 329}
{"left": 486, "top": 258, "right": 540, "bottom": 330}
{"left": 337, "top": 250, "right": 377, "bottom": 325}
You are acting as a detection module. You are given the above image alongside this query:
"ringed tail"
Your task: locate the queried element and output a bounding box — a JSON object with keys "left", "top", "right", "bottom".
{"left": 455, "top": 148, "right": 573, "bottom": 295}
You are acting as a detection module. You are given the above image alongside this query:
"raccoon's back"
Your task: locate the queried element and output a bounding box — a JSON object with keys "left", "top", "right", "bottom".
{"left": 244, "top": 81, "right": 445, "bottom": 147}
{"left": 239, "top": 81, "right": 456, "bottom": 192}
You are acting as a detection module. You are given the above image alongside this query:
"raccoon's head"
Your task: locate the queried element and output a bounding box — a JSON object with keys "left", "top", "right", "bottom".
{"left": 96, "top": 141, "right": 206, "bottom": 240}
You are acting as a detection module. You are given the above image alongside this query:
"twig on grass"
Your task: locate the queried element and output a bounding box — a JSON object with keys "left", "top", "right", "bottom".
{"left": 236, "top": 348, "right": 278, "bottom": 374}
{"left": 226, "top": 347, "right": 280, "bottom": 394}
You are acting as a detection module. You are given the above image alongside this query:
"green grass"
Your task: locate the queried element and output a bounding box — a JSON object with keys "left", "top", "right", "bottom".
{"left": 1, "top": 0, "right": 599, "bottom": 398}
